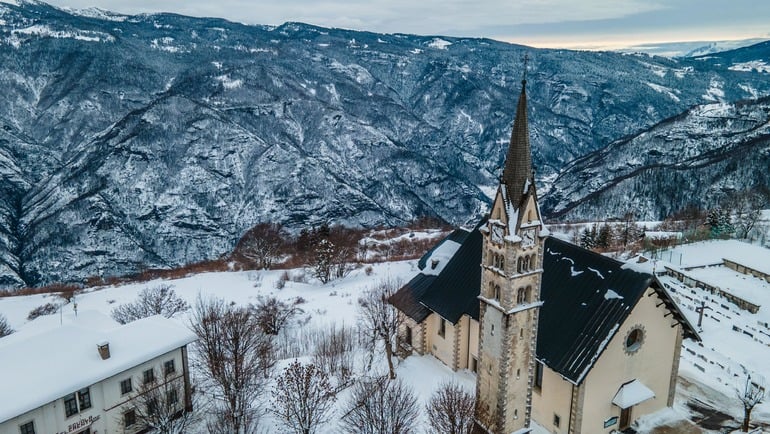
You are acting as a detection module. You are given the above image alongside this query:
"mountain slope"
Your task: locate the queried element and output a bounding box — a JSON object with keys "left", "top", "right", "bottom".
{"left": 542, "top": 97, "right": 770, "bottom": 220}
{"left": 1, "top": 1, "right": 770, "bottom": 286}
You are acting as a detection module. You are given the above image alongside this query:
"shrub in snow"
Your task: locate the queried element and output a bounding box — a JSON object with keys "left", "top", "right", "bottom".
{"left": 111, "top": 285, "right": 189, "bottom": 324}
{"left": 271, "top": 360, "right": 337, "bottom": 434}
{"left": 27, "top": 302, "right": 58, "bottom": 320}
{"left": 0, "top": 314, "right": 13, "bottom": 337}
{"left": 250, "top": 296, "right": 303, "bottom": 335}
{"left": 426, "top": 382, "right": 475, "bottom": 434}
{"left": 312, "top": 324, "right": 356, "bottom": 384}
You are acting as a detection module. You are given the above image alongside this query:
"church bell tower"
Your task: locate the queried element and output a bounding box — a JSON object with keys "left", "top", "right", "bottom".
{"left": 473, "top": 76, "right": 545, "bottom": 434}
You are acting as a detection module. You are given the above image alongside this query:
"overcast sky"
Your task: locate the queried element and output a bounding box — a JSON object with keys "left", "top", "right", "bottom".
{"left": 41, "top": 0, "right": 770, "bottom": 50}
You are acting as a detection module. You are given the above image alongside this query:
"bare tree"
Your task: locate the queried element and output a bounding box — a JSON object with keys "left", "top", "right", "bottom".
{"left": 125, "top": 367, "right": 199, "bottom": 434}
{"left": 251, "top": 296, "right": 303, "bottom": 335}
{"left": 358, "top": 280, "right": 402, "bottom": 379}
{"left": 426, "top": 382, "right": 475, "bottom": 434}
{"left": 730, "top": 190, "right": 768, "bottom": 240}
{"left": 238, "top": 223, "right": 286, "bottom": 269}
{"left": 736, "top": 374, "right": 766, "bottom": 432}
{"left": 0, "top": 314, "right": 13, "bottom": 337}
{"left": 189, "top": 297, "right": 271, "bottom": 434}
{"left": 111, "top": 285, "right": 189, "bottom": 324}
{"left": 271, "top": 360, "right": 337, "bottom": 434}
{"left": 340, "top": 376, "right": 419, "bottom": 434}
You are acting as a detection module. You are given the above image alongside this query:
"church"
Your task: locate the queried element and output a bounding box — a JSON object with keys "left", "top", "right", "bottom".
{"left": 389, "top": 78, "right": 699, "bottom": 434}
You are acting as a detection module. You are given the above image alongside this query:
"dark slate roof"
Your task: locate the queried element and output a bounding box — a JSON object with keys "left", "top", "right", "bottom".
{"left": 390, "top": 225, "right": 482, "bottom": 324}
{"left": 417, "top": 229, "right": 470, "bottom": 271}
{"left": 419, "top": 228, "right": 482, "bottom": 323}
{"left": 388, "top": 272, "right": 436, "bottom": 323}
{"left": 390, "top": 228, "right": 699, "bottom": 384}
{"left": 539, "top": 237, "right": 653, "bottom": 383}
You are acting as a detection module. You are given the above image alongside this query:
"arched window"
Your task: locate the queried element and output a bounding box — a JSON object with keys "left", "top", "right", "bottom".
{"left": 517, "top": 257, "right": 523, "bottom": 273}
{"left": 499, "top": 256, "right": 505, "bottom": 270}
{"left": 523, "top": 256, "right": 530, "bottom": 272}
{"left": 517, "top": 288, "right": 526, "bottom": 304}
{"left": 525, "top": 286, "right": 532, "bottom": 303}
{"left": 494, "top": 285, "right": 501, "bottom": 301}
{"left": 530, "top": 254, "right": 536, "bottom": 269}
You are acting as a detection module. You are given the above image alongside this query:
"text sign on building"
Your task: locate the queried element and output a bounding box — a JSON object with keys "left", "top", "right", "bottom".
{"left": 604, "top": 416, "right": 618, "bottom": 428}
{"left": 55, "top": 414, "right": 101, "bottom": 434}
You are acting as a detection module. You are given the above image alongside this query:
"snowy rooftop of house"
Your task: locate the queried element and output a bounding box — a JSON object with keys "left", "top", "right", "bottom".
{"left": 0, "top": 311, "right": 197, "bottom": 424}
{"left": 654, "top": 239, "right": 770, "bottom": 271}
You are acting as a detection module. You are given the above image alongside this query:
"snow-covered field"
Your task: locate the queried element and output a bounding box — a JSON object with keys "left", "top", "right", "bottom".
{"left": 0, "top": 260, "right": 474, "bottom": 433}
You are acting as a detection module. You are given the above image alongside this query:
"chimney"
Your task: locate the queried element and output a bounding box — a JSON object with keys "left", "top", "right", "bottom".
{"left": 97, "top": 341, "right": 111, "bottom": 360}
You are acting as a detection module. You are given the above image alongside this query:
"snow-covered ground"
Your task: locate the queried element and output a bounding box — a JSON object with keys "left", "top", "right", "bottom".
{"left": 3, "top": 237, "right": 770, "bottom": 431}
{"left": 649, "top": 240, "right": 770, "bottom": 429}
{"left": 0, "top": 260, "right": 474, "bottom": 432}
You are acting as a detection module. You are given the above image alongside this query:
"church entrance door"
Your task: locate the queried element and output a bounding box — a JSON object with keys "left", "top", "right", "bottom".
{"left": 619, "top": 407, "right": 631, "bottom": 429}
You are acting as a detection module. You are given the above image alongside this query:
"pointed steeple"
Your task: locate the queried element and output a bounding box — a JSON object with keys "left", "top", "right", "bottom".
{"left": 501, "top": 79, "right": 535, "bottom": 212}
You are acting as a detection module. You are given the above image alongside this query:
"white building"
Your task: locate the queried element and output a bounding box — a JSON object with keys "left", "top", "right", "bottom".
{"left": 0, "top": 312, "right": 197, "bottom": 434}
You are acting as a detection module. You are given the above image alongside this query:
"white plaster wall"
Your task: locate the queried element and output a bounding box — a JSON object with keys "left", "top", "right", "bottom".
{"left": 578, "top": 287, "right": 680, "bottom": 433}
{"left": 531, "top": 365, "right": 573, "bottom": 434}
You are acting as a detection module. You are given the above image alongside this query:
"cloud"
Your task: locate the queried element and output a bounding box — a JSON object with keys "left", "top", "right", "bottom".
{"left": 35, "top": 0, "right": 770, "bottom": 48}
{"left": 42, "top": 0, "right": 665, "bottom": 34}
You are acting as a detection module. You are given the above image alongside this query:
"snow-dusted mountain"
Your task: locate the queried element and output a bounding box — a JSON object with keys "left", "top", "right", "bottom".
{"left": 542, "top": 96, "right": 770, "bottom": 221}
{"left": 1, "top": 1, "right": 770, "bottom": 287}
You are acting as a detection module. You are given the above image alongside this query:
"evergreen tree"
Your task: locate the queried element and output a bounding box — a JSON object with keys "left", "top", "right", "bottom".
{"left": 596, "top": 224, "right": 612, "bottom": 249}
{"left": 579, "top": 227, "right": 595, "bottom": 249}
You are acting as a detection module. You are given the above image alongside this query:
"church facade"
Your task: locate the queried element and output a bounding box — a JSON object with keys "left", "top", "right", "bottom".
{"left": 389, "top": 80, "right": 698, "bottom": 434}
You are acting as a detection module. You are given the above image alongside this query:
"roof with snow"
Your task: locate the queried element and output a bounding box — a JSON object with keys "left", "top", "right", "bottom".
{"left": 390, "top": 226, "right": 481, "bottom": 323}
{"left": 0, "top": 311, "right": 197, "bottom": 423}
{"left": 390, "top": 230, "right": 698, "bottom": 384}
{"left": 539, "top": 237, "right": 688, "bottom": 383}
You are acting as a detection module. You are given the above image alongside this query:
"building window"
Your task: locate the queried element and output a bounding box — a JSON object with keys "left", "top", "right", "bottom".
{"left": 144, "top": 368, "right": 155, "bottom": 384}
{"left": 78, "top": 388, "right": 91, "bottom": 411}
{"left": 168, "top": 388, "right": 179, "bottom": 405}
{"left": 490, "top": 324, "right": 495, "bottom": 336}
{"left": 19, "top": 421, "right": 35, "bottom": 434}
{"left": 164, "top": 359, "right": 176, "bottom": 376}
{"left": 471, "top": 357, "right": 478, "bottom": 373}
{"left": 517, "top": 257, "right": 523, "bottom": 273}
{"left": 517, "top": 288, "right": 526, "bottom": 304}
{"left": 534, "top": 361, "right": 544, "bottom": 390}
{"left": 554, "top": 414, "right": 561, "bottom": 427}
{"left": 120, "top": 378, "right": 132, "bottom": 395}
{"left": 64, "top": 388, "right": 92, "bottom": 418}
{"left": 124, "top": 409, "right": 136, "bottom": 427}
{"left": 494, "top": 285, "right": 501, "bottom": 301}
{"left": 64, "top": 393, "right": 79, "bottom": 417}
{"left": 624, "top": 325, "right": 645, "bottom": 354}
{"left": 404, "top": 327, "right": 413, "bottom": 346}
{"left": 438, "top": 318, "right": 446, "bottom": 338}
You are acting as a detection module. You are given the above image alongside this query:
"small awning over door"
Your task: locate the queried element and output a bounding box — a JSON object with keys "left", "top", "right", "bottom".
{"left": 612, "top": 379, "right": 655, "bottom": 409}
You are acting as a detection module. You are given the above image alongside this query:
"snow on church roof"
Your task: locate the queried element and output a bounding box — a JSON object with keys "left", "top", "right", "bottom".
{"left": 0, "top": 311, "right": 197, "bottom": 424}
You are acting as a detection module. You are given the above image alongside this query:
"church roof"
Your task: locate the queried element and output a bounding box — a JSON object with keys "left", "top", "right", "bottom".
{"left": 501, "top": 80, "right": 536, "bottom": 227}
{"left": 390, "top": 226, "right": 482, "bottom": 324}
{"left": 390, "top": 230, "right": 699, "bottom": 384}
